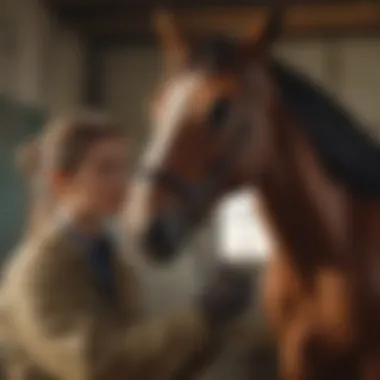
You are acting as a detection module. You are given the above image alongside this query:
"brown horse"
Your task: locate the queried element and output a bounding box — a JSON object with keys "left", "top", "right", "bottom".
{"left": 126, "top": 8, "right": 380, "bottom": 380}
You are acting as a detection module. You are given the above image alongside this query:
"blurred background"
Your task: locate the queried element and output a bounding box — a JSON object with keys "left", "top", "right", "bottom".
{"left": 0, "top": 0, "right": 379, "bottom": 378}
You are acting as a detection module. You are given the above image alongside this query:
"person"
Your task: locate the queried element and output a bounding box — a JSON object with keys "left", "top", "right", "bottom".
{"left": 0, "top": 112, "right": 252, "bottom": 380}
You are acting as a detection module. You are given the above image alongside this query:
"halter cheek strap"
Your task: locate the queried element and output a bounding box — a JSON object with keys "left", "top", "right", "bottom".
{"left": 142, "top": 108, "right": 253, "bottom": 214}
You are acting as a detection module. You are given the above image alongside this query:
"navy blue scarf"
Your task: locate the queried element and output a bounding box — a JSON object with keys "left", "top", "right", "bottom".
{"left": 89, "top": 235, "right": 118, "bottom": 305}
{"left": 61, "top": 221, "right": 119, "bottom": 305}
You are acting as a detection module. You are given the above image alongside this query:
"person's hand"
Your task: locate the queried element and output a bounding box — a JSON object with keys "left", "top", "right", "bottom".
{"left": 199, "top": 264, "right": 252, "bottom": 328}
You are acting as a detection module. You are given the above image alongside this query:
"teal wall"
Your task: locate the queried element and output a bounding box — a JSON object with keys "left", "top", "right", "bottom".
{"left": 0, "top": 96, "right": 46, "bottom": 260}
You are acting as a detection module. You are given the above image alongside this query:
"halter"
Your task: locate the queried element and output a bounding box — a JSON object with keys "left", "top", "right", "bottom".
{"left": 142, "top": 107, "right": 253, "bottom": 220}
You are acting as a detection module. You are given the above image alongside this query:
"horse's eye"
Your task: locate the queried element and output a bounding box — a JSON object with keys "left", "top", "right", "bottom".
{"left": 208, "top": 97, "right": 231, "bottom": 131}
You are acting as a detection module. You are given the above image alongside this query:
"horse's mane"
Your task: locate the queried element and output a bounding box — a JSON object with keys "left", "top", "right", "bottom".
{"left": 270, "top": 60, "right": 380, "bottom": 199}
{"left": 190, "top": 36, "right": 380, "bottom": 199}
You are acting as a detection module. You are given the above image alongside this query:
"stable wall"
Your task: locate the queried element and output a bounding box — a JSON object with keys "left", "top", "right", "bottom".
{"left": 0, "top": 0, "right": 86, "bottom": 257}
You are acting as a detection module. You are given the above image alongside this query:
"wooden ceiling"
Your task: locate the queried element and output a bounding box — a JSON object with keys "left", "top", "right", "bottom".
{"left": 45, "top": 0, "right": 380, "bottom": 44}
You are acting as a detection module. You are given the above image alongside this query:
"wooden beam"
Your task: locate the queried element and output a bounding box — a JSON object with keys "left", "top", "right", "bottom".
{"left": 50, "top": 0, "right": 123, "bottom": 5}
{"left": 51, "top": 0, "right": 364, "bottom": 12}
{"left": 180, "top": 2, "right": 380, "bottom": 35}
{"left": 65, "top": 2, "right": 380, "bottom": 40}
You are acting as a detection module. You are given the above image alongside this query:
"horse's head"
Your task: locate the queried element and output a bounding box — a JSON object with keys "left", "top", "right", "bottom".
{"left": 127, "top": 7, "right": 283, "bottom": 262}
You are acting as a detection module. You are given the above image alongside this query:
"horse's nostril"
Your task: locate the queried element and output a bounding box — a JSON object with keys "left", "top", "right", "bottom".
{"left": 144, "top": 216, "right": 179, "bottom": 261}
{"left": 145, "top": 218, "right": 164, "bottom": 249}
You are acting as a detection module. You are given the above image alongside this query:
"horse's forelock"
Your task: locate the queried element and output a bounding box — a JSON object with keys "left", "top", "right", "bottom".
{"left": 189, "top": 36, "right": 240, "bottom": 73}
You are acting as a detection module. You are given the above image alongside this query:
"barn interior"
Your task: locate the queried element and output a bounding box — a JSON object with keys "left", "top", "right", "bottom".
{"left": 0, "top": 0, "right": 379, "bottom": 379}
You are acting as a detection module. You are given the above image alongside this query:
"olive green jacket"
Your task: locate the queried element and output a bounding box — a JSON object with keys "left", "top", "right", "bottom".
{"left": 0, "top": 224, "right": 216, "bottom": 380}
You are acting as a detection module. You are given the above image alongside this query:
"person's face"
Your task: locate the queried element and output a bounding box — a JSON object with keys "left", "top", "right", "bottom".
{"left": 57, "top": 137, "right": 129, "bottom": 218}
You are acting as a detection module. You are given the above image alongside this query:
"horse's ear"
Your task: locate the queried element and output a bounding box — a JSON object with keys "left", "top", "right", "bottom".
{"left": 153, "top": 9, "right": 190, "bottom": 71}
{"left": 241, "top": 3, "right": 284, "bottom": 58}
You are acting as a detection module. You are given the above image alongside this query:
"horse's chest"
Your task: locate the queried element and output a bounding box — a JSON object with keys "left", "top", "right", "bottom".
{"left": 351, "top": 249, "right": 380, "bottom": 340}
{"left": 313, "top": 269, "right": 355, "bottom": 349}
{"left": 352, "top": 203, "right": 380, "bottom": 302}
{"left": 314, "top": 260, "right": 380, "bottom": 346}
{"left": 365, "top": 254, "right": 380, "bottom": 301}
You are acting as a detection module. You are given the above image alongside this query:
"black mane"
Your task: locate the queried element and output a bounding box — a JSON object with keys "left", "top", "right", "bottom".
{"left": 270, "top": 60, "right": 380, "bottom": 199}
{"left": 191, "top": 38, "right": 380, "bottom": 199}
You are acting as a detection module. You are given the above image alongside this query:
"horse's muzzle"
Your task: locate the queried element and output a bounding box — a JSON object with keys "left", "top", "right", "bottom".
{"left": 143, "top": 209, "right": 189, "bottom": 262}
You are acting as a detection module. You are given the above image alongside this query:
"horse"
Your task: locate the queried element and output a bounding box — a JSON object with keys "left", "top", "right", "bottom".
{"left": 126, "top": 7, "right": 380, "bottom": 380}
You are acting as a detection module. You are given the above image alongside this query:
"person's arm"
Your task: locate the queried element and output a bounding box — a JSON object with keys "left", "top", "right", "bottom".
{"left": 10, "top": 245, "right": 218, "bottom": 380}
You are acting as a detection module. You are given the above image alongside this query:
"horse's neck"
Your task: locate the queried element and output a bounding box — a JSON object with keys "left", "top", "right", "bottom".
{"left": 259, "top": 111, "right": 350, "bottom": 270}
